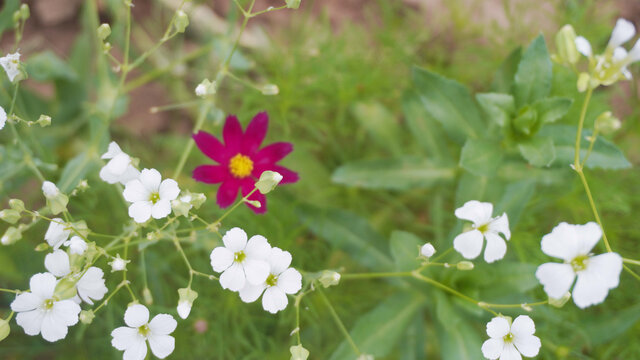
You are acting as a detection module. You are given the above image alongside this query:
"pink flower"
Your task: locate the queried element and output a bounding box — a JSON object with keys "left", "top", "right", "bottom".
{"left": 193, "top": 112, "right": 298, "bottom": 213}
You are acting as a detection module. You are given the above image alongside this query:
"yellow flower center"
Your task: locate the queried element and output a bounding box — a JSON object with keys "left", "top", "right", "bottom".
{"left": 234, "top": 251, "right": 246, "bottom": 263}
{"left": 476, "top": 223, "right": 489, "bottom": 234}
{"left": 149, "top": 192, "right": 160, "bottom": 204}
{"left": 503, "top": 332, "right": 514, "bottom": 343}
{"left": 570, "top": 255, "right": 589, "bottom": 272}
{"left": 229, "top": 154, "right": 253, "bottom": 178}
{"left": 43, "top": 299, "right": 54, "bottom": 310}
{"left": 266, "top": 273, "right": 278, "bottom": 287}
{"left": 138, "top": 324, "right": 150, "bottom": 336}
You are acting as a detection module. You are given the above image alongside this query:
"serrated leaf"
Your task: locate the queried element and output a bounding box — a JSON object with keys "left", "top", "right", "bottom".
{"left": 332, "top": 157, "right": 456, "bottom": 190}
{"left": 476, "top": 93, "right": 515, "bottom": 127}
{"left": 403, "top": 91, "right": 453, "bottom": 162}
{"left": 514, "top": 35, "right": 552, "bottom": 107}
{"left": 518, "top": 136, "right": 556, "bottom": 167}
{"left": 459, "top": 139, "right": 504, "bottom": 177}
{"left": 533, "top": 97, "right": 573, "bottom": 124}
{"left": 412, "top": 66, "right": 485, "bottom": 144}
{"left": 351, "top": 102, "right": 403, "bottom": 156}
{"left": 390, "top": 230, "right": 422, "bottom": 271}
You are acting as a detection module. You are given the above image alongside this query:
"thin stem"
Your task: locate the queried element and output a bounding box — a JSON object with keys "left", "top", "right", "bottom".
{"left": 214, "top": 187, "right": 259, "bottom": 225}
{"left": 173, "top": 238, "right": 194, "bottom": 288}
{"left": 94, "top": 280, "right": 129, "bottom": 313}
{"left": 340, "top": 272, "right": 412, "bottom": 280}
{"left": 574, "top": 87, "right": 593, "bottom": 168}
{"left": 0, "top": 288, "right": 20, "bottom": 294}
{"left": 248, "top": 5, "right": 288, "bottom": 17}
{"left": 172, "top": 101, "right": 212, "bottom": 178}
{"left": 580, "top": 129, "right": 599, "bottom": 168}
{"left": 317, "top": 287, "right": 361, "bottom": 356}
{"left": 623, "top": 258, "right": 640, "bottom": 266}
{"left": 576, "top": 170, "right": 612, "bottom": 252}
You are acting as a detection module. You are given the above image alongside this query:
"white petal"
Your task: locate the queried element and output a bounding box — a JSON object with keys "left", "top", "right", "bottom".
{"left": 245, "top": 235, "right": 271, "bottom": 260}
{"left": 11, "top": 293, "right": 42, "bottom": 312}
{"left": 243, "top": 259, "right": 270, "bottom": 285}
{"left": 513, "top": 334, "right": 541, "bottom": 358}
{"left": 77, "top": 267, "right": 108, "bottom": 304}
{"left": 489, "top": 213, "right": 510, "bottom": 240}
{"left": 454, "top": 200, "right": 493, "bottom": 226}
{"left": 588, "top": 252, "right": 623, "bottom": 288}
{"left": 102, "top": 141, "right": 123, "bottom": 159}
{"left": 608, "top": 18, "right": 636, "bottom": 49}
{"left": 486, "top": 316, "right": 510, "bottom": 338}
{"left": 106, "top": 153, "right": 131, "bottom": 176}
{"left": 159, "top": 179, "right": 180, "bottom": 201}
{"left": 139, "top": 168, "right": 162, "bottom": 192}
{"left": 151, "top": 200, "right": 171, "bottom": 219}
{"left": 262, "top": 287, "right": 288, "bottom": 314}
{"left": 511, "top": 315, "right": 535, "bottom": 337}
{"left": 148, "top": 314, "right": 177, "bottom": 336}
{"left": 420, "top": 243, "right": 436, "bottom": 258}
{"left": 222, "top": 227, "right": 248, "bottom": 252}
{"left": 239, "top": 283, "right": 266, "bottom": 303}
{"left": 219, "top": 263, "right": 246, "bottom": 291}
{"left": 540, "top": 222, "right": 581, "bottom": 261}
{"left": 575, "top": 36, "right": 592, "bottom": 57}
{"left": 124, "top": 304, "right": 150, "bottom": 328}
{"left": 481, "top": 338, "right": 504, "bottom": 359}
{"left": 267, "top": 247, "right": 292, "bottom": 275}
{"left": 67, "top": 236, "right": 88, "bottom": 255}
{"left": 129, "top": 201, "right": 153, "bottom": 223}
{"left": 177, "top": 301, "right": 192, "bottom": 319}
{"left": 100, "top": 166, "right": 121, "bottom": 184}
{"left": 120, "top": 166, "right": 141, "bottom": 185}
{"left": 41, "top": 311, "right": 69, "bottom": 342}
{"left": 148, "top": 334, "right": 175, "bottom": 359}
{"left": 16, "top": 309, "right": 44, "bottom": 336}
{"left": 573, "top": 222, "right": 602, "bottom": 255}
{"left": 572, "top": 253, "right": 623, "bottom": 308}
{"left": 535, "top": 262, "right": 575, "bottom": 299}
{"left": 629, "top": 38, "right": 640, "bottom": 62}
{"left": 484, "top": 232, "right": 507, "bottom": 263}
{"left": 210, "top": 247, "right": 234, "bottom": 272}
{"left": 44, "top": 220, "right": 70, "bottom": 249}
{"left": 29, "top": 273, "right": 57, "bottom": 299}
{"left": 613, "top": 46, "right": 628, "bottom": 62}
{"left": 51, "top": 300, "right": 80, "bottom": 326}
{"left": 44, "top": 250, "right": 71, "bottom": 277}
{"left": 277, "top": 268, "right": 302, "bottom": 294}
{"left": 123, "top": 337, "right": 148, "bottom": 360}
{"left": 111, "top": 327, "right": 139, "bottom": 350}
{"left": 499, "top": 342, "right": 522, "bottom": 360}
{"left": 453, "top": 230, "right": 484, "bottom": 259}
{"left": 123, "top": 180, "right": 149, "bottom": 203}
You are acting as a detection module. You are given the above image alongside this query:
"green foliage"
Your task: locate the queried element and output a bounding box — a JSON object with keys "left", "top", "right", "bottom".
{"left": 459, "top": 138, "right": 504, "bottom": 177}
{"left": 513, "top": 35, "right": 552, "bottom": 107}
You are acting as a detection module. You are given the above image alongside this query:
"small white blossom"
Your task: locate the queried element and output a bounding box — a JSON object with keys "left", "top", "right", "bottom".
{"left": 111, "top": 304, "right": 177, "bottom": 360}
{"left": 176, "top": 288, "right": 197, "bottom": 320}
{"left": 109, "top": 254, "right": 130, "bottom": 272}
{"left": 481, "top": 315, "right": 541, "bottom": 360}
{"left": 44, "top": 219, "right": 70, "bottom": 250}
{"left": 0, "top": 105, "right": 6, "bottom": 130}
{"left": 420, "top": 243, "right": 436, "bottom": 258}
{"left": 10, "top": 273, "right": 81, "bottom": 342}
{"left": 535, "top": 222, "right": 623, "bottom": 309}
{"left": 0, "top": 52, "right": 21, "bottom": 82}
{"left": 453, "top": 201, "right": 510, "bottom": 263}
{"left": 100, "top": 142, "right": 140, "bottom": 185}
{"left": 123, "top": 169, "right": 180, "bottom": 223}
{"left": 41, "top": 181, "right": 60, "bottom": 198}
{"left": 64, "top": 236, "right": 87, "bottom": 255}
{"left": 239, "top": 247, "right": 302, "bottom": 314}
{"left": 177, "top": 301, "right": 191, "bottom": 320}
{"left": 210, "top": 227, "right": 271, "bottom": 292}
{"left": 44, "top": 250, "right": 107, "bottom": 305}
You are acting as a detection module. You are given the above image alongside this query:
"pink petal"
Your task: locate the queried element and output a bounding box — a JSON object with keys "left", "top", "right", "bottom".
{"left": 241, "top": 178, "right": 267, "bottom": 214}
{"left": 193, "top": 165, "right": 228, "bottom": 184}
{"left": 254, "top": 142, "right": 293, "bottom": 165}
{"left": 223, "top": 115, "right": 243, "bottom": 153}
{"left": 242, "top": 112, "right": 269, "bottom": 154}
{"left": 193, "top": 131, "right": 228, "bottom": 163}
{"left": 217, "top": 180, "right": 241, "bottom": 208}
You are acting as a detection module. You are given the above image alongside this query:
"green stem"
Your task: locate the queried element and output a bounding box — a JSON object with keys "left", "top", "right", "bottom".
{"left": 317, "top": 287, "right": 361, "bottom": 356}
{"left": 623, "top": 258, "right": 640, "bottom": 266}
{"left": 214, "top": 187, "right": 259, "bottom": 225}
{"left": 580, "top": 128, "right": 599, "bottom": 168}
{"left": 93, "top": 280, "right": 129, "bottom": 313}
{"left": 341, "top": 271, "right": 412, "bottom": 280}
{"left": 0, "top": 288, "right": 19, "bottom": 294}
{"left": 574, "top": 87, "right": 593, "bottom": 168}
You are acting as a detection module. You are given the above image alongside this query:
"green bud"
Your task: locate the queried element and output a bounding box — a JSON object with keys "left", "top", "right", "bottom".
{"left": 513, "top": 106, "right": 538, "bottom": 136}
{"left": 594, "top": 111, "right": 621, "bottom": 135}
{"left": 178, "top": 287, "right": 198, "bottom": 303}
{"left": 19, "top": 4, "right": 30, "bottom": 21}
{"left": 261, "top": 84, "right": 279, "bottom": 96}
{"left": 34, "top": 242, "right": 50, "bottom": 251}
{"left": 46, "top": 192, "right": 69, "bottom": 215}
{"left": 97, "top": 23, "right": 111, "bottom": 41}
{"left": 190, "top": 193, "right": 206, "bottom": 209}
{"left": 286, "top": 0, "right": 302, "bottom": 9}
{"left": 0, "top": 318, "right": 10, "bottom": 342}
{"left": 255, "top": 171, "right": 283, "bottom": 194}
{"left": 12, "top": 11, "right": 21, "bottom": 25}
{"left": 102, "top": 42, "right": 112, "bottom": 53}
{"left": 548, "top": 292, "right": 571, "bottom": 308}
{"left": 37, "top": 114, "right": 51, "bottom": 127}
{"left": 289, "top": 344, "right": 309, "bottom": 360}
{"left": 70, "top": 220, "right": 90, "bottom": 238}
{"left": 555, "top": 25, "right": 579, "bottom": 65}
{"left": 79, "top": 310, "right": 95, "bottom": 324}
{"left": 195, "top": 79, "right": 216, "bottom": 97}
{"left": 54, "top": 278, "right": 78, "bottom": 300}
{"left": 9, "top": 199, "right": 25, "bottom": 212}
{"left": 318, "top": 270, "right": 341, "bottom": 288}
{"left": 171, "top": 196, "right": 192, "bottom": 218}
{"left": 142, "top": 287, "right": 154, "bottom": 305}
{"left": 0, "top": 209, "right": 21, "bottom": 224}
{"left": 244, "top": 199, "right": 261, "bottom": 208}
{"left": 1, "top": 226, "right": 22, "bottom": 245}
{"left": 577, "top": 72, "right": 590, "bottom": 92}
{"left": 456, "top": 261, "right": 474, "bottom": 270}
{"left": 174, "top": 10, "right": 189, "bottom": 34}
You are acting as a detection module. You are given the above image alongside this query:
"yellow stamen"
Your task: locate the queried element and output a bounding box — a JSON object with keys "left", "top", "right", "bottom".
{"left": 229, "top": 154, "right": 254, "bottom": 178}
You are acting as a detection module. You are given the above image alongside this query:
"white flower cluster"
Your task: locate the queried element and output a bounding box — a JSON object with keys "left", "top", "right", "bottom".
{"left": 210, "top": 227, "right": 303, "bottom": 313}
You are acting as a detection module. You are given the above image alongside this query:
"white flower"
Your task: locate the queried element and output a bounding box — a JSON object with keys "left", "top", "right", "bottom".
{"left": 42, "top": 181, "right": 60, "bottom": 198}
{"left": 44, "top": 250, "right": 108, "bottom": 305}
{"left": 239, "top": 247, "right": 302, "bottom": 314}
{"left": 0, "top": 52, "right": 21, "bottom": 82}
{"left": 111, "top": 304, "right": 177, "bottom": 360}
{"left": 177, "top": 301, "right": 191, "bottom": 320}
{"left": 44, "top": 250, "right": 71, "bottom": 277}
{"left": 608, "top": 18, "right": 635, "bottom": 50}
{"left": 0, "top": 105, "right": 6, "bottom": 130}
{"left": 481, "top": 315, "right": 541, "bottom": 360}
{"left": 64, "top": 236, "right": 87, "bottom": 255}
{"left": 453, "top": 201, "right": 511, "bottom": 263}
{"left": 210, "top": 227, "right": 271, "bottom": 292}
{"left": 123, "top": 169, "right": 180, "bottom": 223}
{"left": 109, "top": 254, "right": 129, "bottom": 272}
{"left": 100, "top": 142, "right": 140, "bottom": 185}
{"left": 195, "top": 83, "right": 206, "bottom": 96}
{"left": 420, "top": 243, "right": 436, "bottom": 258}
{"left": 10, "top": 272, "right": 81, "bottom": 342}
{"left": 575, "top": 36, "right": 592, "bottom": 58}
{"left": 44, "top": 219, "right": 70, "bottom": 250}
{"left": 535, "top": 222, "right": 623, "bottom": 309}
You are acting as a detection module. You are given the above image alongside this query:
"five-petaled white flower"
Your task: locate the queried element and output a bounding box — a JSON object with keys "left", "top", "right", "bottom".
{"left": 44, "top": 250, "right": 108, "bottom": 305}
{"left": 0, "top": 52, "right": 21, "bottom": 82}
{"left": 123, "top": 169, "right": 180, "bottom": 223}
{"left": 481, "top": 315, "right": 541, "bottom": 360}
{"left": 535, "top": 222, "right": 623, "bottom": 309}
{"left": 0, "top": 105, "right": 6, "bottom": 130}
{"left": 10, "top": 272, "right": 81, "bottom": 342}
{"left": 453, "top": 201, "right": 511, "bottom": 263}
{"left": 100, "top": 142, "right": 140, "bottom": 185}
{"left": 64, "top": 236, "right": 88, "bottom": 255}
{"left": 44, "top": 218, "right": 71, "bottom": 250}
{"left": 210, "top": 227, "right": 271, "bottom": 292}
{"left": 239, "top": 247, "right": 302, "bottom": 314}
{"left": 111, "top": 304, "right": 177, "bottom": 360}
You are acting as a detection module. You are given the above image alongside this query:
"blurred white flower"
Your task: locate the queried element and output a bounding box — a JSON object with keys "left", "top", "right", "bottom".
{"left": 41, "top": 181, "right": 60, "bottom": 198}
{"left": 100, "top": 142, "right": 140, "bottom": 185}
{"left": 0, "top": 52, "right": 21, "bottom": 82}
{"left": 44, "top": 250, "right": 107, "bottom": 305}
{"left": 195, "top": 79, "right": 216, "bottom": 97}
{"left": 176, "top": 288, "right": 198, "bottom": 320}
{"left": 109, "top": 254, "right": 129, "bottom": 272}
{"left": 0, "top": 105, "right": 6, "bottom": 130}
{"left": 453, "top": 201, "right": 510, "bottom": 263}
{"left": 44, "top": 219, "right": 70, "bottom": 250}
{"left": 210, "top": 227, "right": 271, "bottom": 292}
{"left": 111, "top": 304, "right": 177, "bottom": 360}
{"left": 64, "top": 236, "right": 87, "bottom": 255}
{"left": 481, "top": 315, "right": 541, "bottom": 359}
{"left": 44, "top": 249, "right": 71, "bottom": 277}
{"left": 535, "top": 222, "right": 622, "bottom": 309}
{"left": 10, "top": 272, "right": 81, "bottom": 342}
{"left": 123, "top": 169, "right": 180, "bottom": 223}
{"left": 420, "top": 243, "right": 436, "bottom": 258}
{"left": 239, "top": 247, "right": 302, "bottom": 314}
{"left": 177, "top": 301, "right": 191, "bottom": 320}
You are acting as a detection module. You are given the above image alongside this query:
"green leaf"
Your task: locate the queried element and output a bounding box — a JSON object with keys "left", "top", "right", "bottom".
{"left": 57, "top": 152, "right": 97, "bottom": 193}
{"left": 297, "top": 205, "right": 393, "bottom": 270}
{"left": 518, "top": 136, "right": 556, "bottom": 167}
{"left": 459, "top": 139, "right": 504, "bottom": 177}
{"left": 390, "top": 231, "right": 422, "bottom": 271}
{"left": 412, "top": 66, "right": 485, "bottom": 144}
{"left": 351, "top": 102, "right": 403, "bottom": 156}
{"left": 533, "top": 97, "right": 573, "bottom": 124}
{"left": 399, "top": 313, "right": 426, "bottom": 360}
{"left": 332, "top": 157, "right": 456, "bottom": 190}
{"left": 454, "top": 172, "right": 489, "bottom": 207}
{"left": 471, "top": 262, "right": 540, "bottom": 299}
{"left": 403, "top": 91, "right": 453, "bottom": 162}
{"left": 495, "top": 180, "right": 536, "bottom": 227}
{"left": 433, "top": 292, "right": 483, "bottom": 360}
{"left": 26, "top": 51, "right": 78, "bottom": 82}
{"left": 583, "top": 303, "right": 640, "bottom": 346}
{"left": 539, "top": 125, "right": 631, "bottom": 169}
{"left": 0, "top": 0, "right": 19, "bottom": 37}
{"left": 513, "top": 35, "right": 552, "bottom": 107}
{"left": 476, "top": 93, "right": 515, "bottom": 127}
{"left": 329, "top": 293, "right": 424, "bottom": 360}
{"left": 491, "top": 47, "right": 522, "bottom": 93}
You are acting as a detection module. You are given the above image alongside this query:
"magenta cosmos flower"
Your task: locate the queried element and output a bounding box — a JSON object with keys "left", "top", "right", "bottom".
{"left": 193, "top": 112, "right": 298, "bottom": 213}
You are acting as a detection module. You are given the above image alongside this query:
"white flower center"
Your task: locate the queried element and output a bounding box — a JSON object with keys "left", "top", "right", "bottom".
{"left": 43, "top": 298, "right": 55, "bottom": 310}
{"left": 476, "top": 222, "right": 489, "bottom": 234}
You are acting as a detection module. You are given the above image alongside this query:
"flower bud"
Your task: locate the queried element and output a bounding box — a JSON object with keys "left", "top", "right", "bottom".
{"left": 548, "top": 292, "right": 571, "bottom": 308}
{"left": 143, "top": 287, "right": 154, "bottom": 305}
{"left": 420, "top": 243, "right": 436, "bottom": 258}
{"left": 102, "top": 42, "right": 112, "bottom": 53}
{"left": 171, "top": 195, "right": 193, "bottom": 217}
{"left": 174, "top": 10, "right": 189, "bottom": 33}
{"left": 19, "top": 4, "right": 30, "bottom": 21}
{"left": 1, "top": 226, "right": 22, "bottom": 245}
{"left": 0, "top": 209, "right": 21, "bottom": 224}
{"left": 190, "top": 193, "right": 206, "bottom": 209}
{"left": 456, "top": 261, "right": 474, "bottom": 270}
{"left": 286, "top": 0, "right": 302, "bottom": 9}
{"left": 8, "top": 199, "right": 25, "bottom": 212}
{"left": 177, "top": 288, "right": 198, "bottom": 319}
{"left": 513, "top": 106, "right": 538, "bottom": 136}
{"left": 0, "top": 318, "right": 10, "bottom": 342}
{"left": 290, "top": 344, "right": 309, "bottom": 360}
{"left": 594, "top": 111, "right": 621, "bottom": 135}
{"left": 255, "top": 171, "right": 283, "bottom": 194}
{"left": 42, "top": 181, "right": 69, "bottom": 215}
{"left": 109, "top": 254, "right": 129, "bottom": 272}
{"left": 12, "top": 11, "right": 20, "bottom": 25}
{"left": 318, "top": 270, "right": 341, "bottom": 288}
{"left": 577, "top": 72, "right": 590, "bottom": 92}
{"left": 54, "top": 278, "right": 78, "bottom": 300}
{"left": 244, "top": 199, "right": 261, "bottom": 208}
{"left": 261, "top": 84, "right": 279, "bottom": 96}
{"left": 555, "top": 25, "right": 579, "bottom": 65}
{"left": 37, "top": 114, "right": 51, "bottom": 127}
{"left": 195, "top": 79, "right": 216, "bottom": 97}
{"left": 79, "top": 310, "right": 95, "bottom": 324}
{"left": 34, "top": 242, "right": 50, "bottom": 251}
{"left": 97, "top": 23, "right": 111, "bottom": 41}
